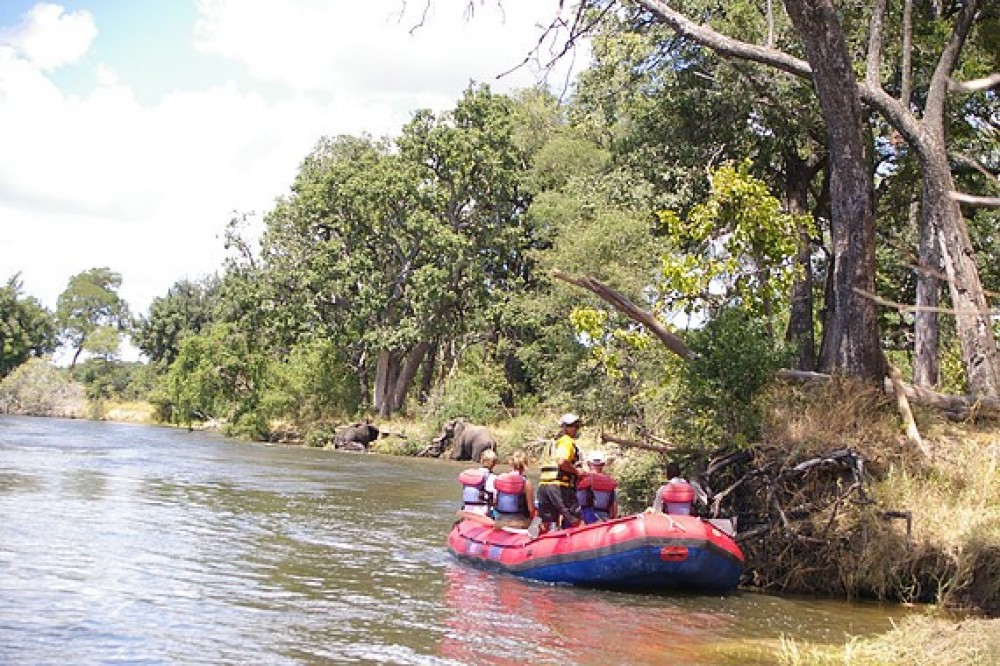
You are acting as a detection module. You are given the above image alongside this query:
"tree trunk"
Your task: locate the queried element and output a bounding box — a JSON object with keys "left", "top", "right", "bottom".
{"left": 922, "top": 145, "right": 1000, "bottom": 398}
{"left": 373, "top": 350, "right": 397, "bottom": 418}
{"left": 913, "top": 198, "right": 941, "bottom": 388}
{"left": 784, "top": 152, "right": 819, "bottom": 371}
{"left": 390, "top": 342, "right": 429, "bottom": 414}
{"left": 784, "top": 0, "right": 885, "bottom": 383}
{"left": 419, "top": 340, "right": 438, "bottom": 404}
{"left": 860, "top": 0, "right": 999, "bottom": 398}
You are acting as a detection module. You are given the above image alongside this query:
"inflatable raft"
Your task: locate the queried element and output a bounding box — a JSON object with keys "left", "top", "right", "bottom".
{"left": 447, "top": 511, "right": 744, "bottom": 592}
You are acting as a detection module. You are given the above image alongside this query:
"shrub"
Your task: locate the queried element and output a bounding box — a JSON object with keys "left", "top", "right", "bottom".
{"left": 0, "top": 357, "right": 85, "bottom": 417}
{"left": 260, "top": 339, "right": 360, "bottom": 424}
{"left": 674, "top": 306, "right": 788, "bottom": 447}
{"left": 420, "top": 346, "right": 507, "bottom": 426}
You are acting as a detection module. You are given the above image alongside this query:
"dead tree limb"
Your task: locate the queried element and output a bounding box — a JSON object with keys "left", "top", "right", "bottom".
{"left": 552, "top": 270, "right": 698, "bottom": 361}
{"left": 600, "top": 432, "right": 675, "bottom": 454}
{"left": 888, "top": 364, "right": 929, "bottom": 457}
{"left": 775, "top": 368, "right": 1000, "bottom": 420}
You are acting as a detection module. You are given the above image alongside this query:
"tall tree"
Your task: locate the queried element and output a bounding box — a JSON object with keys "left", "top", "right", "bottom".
{"left": 134, "top": 276, "right": 220, "bottom": 366}
{"left": 570, "top": 0, "right": 997, "bottom": 394}
{"left": 782, "top": 0, "right": 884, "bottom": 380}
{"left": 56, "top": 268, "right": 130, "bottom": 369}
{"left": 0, "top": 274, "right": 57, "bottom": 378}
{"left": 256, "top": 86, "right": 535, "bottom": 417}
{"left": 863, "top": 0, "right": 999, "bottom": 395}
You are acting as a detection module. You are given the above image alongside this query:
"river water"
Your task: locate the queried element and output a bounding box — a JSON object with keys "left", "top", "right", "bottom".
{"left": 0, "top": 416, "right": 917, "bottom": 665}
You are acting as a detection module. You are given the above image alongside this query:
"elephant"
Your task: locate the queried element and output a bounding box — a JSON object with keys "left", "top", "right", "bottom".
{"left": 334, "top": 422, "right": 380, "bottom": 452}
{"left": 433, "top": 418, "right": 497, "bottom": 461}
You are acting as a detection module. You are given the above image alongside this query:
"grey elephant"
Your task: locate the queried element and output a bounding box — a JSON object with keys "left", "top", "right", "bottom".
{"left": 334, "top": 422, "right": 380, "bottom": 451}
{"left": 434, "top": 418, "right": 497, "bottom": 461}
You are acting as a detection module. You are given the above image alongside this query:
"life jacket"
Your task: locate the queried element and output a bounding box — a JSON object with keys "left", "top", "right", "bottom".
{"left": 590, "top": 473, "right": 617, "bottom": 516}
{"left": 661, "top": 478, "right": 695, "bottom": 515}
{"left": 458, "top": 468, "right": 492, "bottom": 514}
{"left": 539, "top": 436, "right": 580, "bottom": 486}
{"left": 577, "top": 473, "right": 617, "bottom": 517}
{"left": 493, "top": 471, "right": 529, "bottom": 517}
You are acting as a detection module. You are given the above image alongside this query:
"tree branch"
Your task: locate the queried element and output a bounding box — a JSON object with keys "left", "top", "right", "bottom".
{"left": 948, "top": 72, "right": 1000, "bottom": 93}
{"left": 551, "top": 270, "right": 698, "bottom": 361}
{"left": 634, "top": 0, "right": 812, "bottom": 79}
{"left": 949, "top": 192, "right": 1000, "bottom": 208}
{"left": 925, "top": 0, "right": 981, "bottom": 124}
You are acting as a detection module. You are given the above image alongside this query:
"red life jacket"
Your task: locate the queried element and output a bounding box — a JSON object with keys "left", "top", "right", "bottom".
{"left": 576, "top": 473, "right": 617, "bottom": 513}
{"left": 590, "top": 473, "right": 617, "bottom": 513}
{"left": 458, "top": 468, "right": 492, "bottom": 513}
{"left": 660, "top": 479, "right": 695, "bottom": 515}
{"left": 493, "top": 471, "right": 528, "bottom": 517}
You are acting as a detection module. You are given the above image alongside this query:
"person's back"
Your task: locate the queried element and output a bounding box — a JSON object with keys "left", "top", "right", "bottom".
{"left": 652, "top": 461, "right": 695, "bottom": 516}
{"left": 458, "top": 449, "right": 498, "bottom": 515}
{"left": 578, "top": 451, "right": 617, "bottom": 523}
{"left": 493, "top": 451, "right": 535, "bottom": 529}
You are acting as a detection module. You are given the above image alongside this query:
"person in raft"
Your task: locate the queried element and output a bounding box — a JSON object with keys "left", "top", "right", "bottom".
{"left": 651, "top": 461, "right": 706, "bottom": 515}
{"left": 536, "top": 413, "right": 585, "bottom": 531}
{"left": 576, "top": 450, "right": 618, "bottom": 524}
{"left": 458, "top": 449, "right": 498, "bottom": 516}
{"left": 492, "top": 451, "right": 536, "bottom": 529}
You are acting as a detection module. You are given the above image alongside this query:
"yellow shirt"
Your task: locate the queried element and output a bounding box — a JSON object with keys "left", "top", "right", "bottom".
{"left": 539, "top": 434, "right": 579, "bottom": 486}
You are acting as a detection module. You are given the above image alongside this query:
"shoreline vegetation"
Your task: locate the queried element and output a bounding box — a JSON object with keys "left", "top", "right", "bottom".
{"left": 4, "top": 381, "right": 997, "bottom": 665}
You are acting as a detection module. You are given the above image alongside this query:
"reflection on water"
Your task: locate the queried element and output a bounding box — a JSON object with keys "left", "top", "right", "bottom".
{"left": 440, "top": 566, "right": 736, "bottom": 665}
{"left": 0, "top": 415, "right": 917, "bottom": 665}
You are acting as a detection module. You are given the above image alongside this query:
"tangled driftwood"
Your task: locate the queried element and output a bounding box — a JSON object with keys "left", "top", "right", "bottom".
{"left": 695, "top": 445, "right": 913, "bottom": 593}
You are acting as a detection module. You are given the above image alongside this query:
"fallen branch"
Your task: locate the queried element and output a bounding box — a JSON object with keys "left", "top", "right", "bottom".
{"left": 600, "top": 432, "right": 675, "bottom": 454}
{"left": 775, "top": 368, "right": 1000, "bottom": 420}
{"left": 552, "top": 270, "right": 698, "bottom": 361}
{"left": 888, "top": 364, "right": 929, "bottom": 458}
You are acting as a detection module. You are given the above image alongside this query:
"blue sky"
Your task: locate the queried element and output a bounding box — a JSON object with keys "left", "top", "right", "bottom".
{"left": 0, "top": 1, "right": 586, "bottom": 337}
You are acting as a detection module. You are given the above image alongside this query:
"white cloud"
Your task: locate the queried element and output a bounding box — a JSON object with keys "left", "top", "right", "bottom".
{"left": 0, "top": 0, "right": 588, "bottom": 324}
{"left": 1, "top": 3, "right": 96, "bottom": 71}
{"left": 193, "top": 0, "right": 583, "bottom": 99}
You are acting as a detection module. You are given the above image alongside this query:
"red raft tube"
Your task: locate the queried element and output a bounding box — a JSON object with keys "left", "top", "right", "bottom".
{"left": 447, "top": 512, "right": 744, "bottom": 592}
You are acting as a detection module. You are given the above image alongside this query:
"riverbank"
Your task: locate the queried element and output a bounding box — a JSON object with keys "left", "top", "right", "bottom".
{"left": 778, "top": 614, "right": 1000, "bottom": 665}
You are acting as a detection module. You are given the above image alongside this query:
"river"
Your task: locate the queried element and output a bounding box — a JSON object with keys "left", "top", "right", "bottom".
{"left": 0, "top": 416, "right": 917, "bottom": 664}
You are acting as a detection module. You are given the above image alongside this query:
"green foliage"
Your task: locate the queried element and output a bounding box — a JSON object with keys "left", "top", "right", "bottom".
{"left": 56, "top": 267, "right": 130, "bottom": 368}
{"left": 656, "top": 162, "right": 813, "bottom": 320}
{"left": 247, "top": 84, "right": 538, "bottom": 416}
{"left": 156, "top": 322, "right": 267, "bottom": 433}
{"left": 676, "top": 307, "right": 789, "bottom": 447}
{"left": 259, "top": 338, "right": 360, "bottom": 424}
{"left": 1, "top": 274, "right": 57, "bottom": 378}
{"left": 420, "top": 346, "right": 508, "bottom": 426}
{"left": 612, "top": 451, "right": 666, "bottom": 514}
{"left": 303, "top": 424, "right": 336, "bottom": 448}
{"left": 134, "top": 276, "right": 219, "bottom": 366}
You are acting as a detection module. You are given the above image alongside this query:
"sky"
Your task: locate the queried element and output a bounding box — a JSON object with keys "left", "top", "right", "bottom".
{"left": 0, "top": 0, "right": 588, "bottom": 323}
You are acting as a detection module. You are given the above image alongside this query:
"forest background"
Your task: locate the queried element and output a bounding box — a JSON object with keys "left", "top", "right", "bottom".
{"left": 2, "top": 1, "right": 999, "bottom": 661}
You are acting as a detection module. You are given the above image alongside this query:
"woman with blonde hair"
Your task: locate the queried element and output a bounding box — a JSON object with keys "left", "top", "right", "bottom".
{"left": 492, "top": 451, "right": 536, "bottom": 529}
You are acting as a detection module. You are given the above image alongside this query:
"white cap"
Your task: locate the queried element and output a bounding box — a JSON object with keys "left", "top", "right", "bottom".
{"left": 559, "top": 413, "right": 581, "bottom": 426}
{"left": 587, "top": 450, "right": 606, "bottom": 465}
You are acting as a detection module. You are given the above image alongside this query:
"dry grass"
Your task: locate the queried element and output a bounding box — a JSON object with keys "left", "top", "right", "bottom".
{"left": 101, "top": 400, "right": 157, "bottom": 423}
{"left": 744, "top": 380, "right": 1000, "bottom": 612}
{"left": 778, "top": 615, "right": 1000, "bottom": 665}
